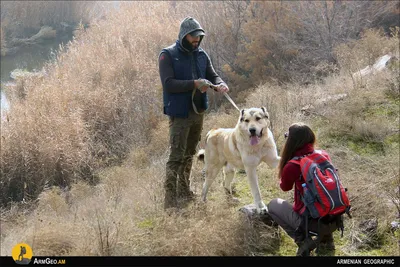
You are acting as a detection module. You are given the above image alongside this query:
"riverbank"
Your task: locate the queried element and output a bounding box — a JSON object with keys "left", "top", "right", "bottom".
{"left": 0, "top": 1, "right": 398, "bottom": 257}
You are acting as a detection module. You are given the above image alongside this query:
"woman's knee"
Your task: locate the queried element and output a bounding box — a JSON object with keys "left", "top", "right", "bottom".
{"left": 267, "top": 198, "right": 286, "bottom": 215}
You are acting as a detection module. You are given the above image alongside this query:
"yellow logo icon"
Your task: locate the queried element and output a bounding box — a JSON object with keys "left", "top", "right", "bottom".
{"left": 11, "top": 243, "right": 33, "bottom": 265}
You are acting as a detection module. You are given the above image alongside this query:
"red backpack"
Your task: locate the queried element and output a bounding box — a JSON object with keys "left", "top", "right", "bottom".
{"left": 289, "top": 150, "right": 351, "bottom": 219}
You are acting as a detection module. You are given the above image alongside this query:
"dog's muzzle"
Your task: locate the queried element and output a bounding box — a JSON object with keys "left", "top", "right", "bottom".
{"left": 249, "top": 128, "right": 263, "bottom": 146}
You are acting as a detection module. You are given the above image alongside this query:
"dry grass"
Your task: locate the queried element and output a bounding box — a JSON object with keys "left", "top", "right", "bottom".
{"left": 335, "top": 27, "right": 400, "bottom": 84}
{"left": 0, "top": 2, "right": 179, "bottom": 206}
{"left": 0, "top": 22, "right": 6, "bottom": 55}
{"left": 0, "top": 158, "right": 280, "bottom": 256}
{"left": 0, "top": 1, "right": 97, "bottom": 38}
{"left": 2, "top": 63, "right": 398, "bottom": 256}
{"left": 0, "top": 1, "right": 399, "bottom": 258}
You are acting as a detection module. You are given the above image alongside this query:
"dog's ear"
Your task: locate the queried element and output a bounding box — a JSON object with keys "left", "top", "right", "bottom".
{"left": 261, "top": 106, "right": 269, "bottom": 119}
{"left": 240, "top": 109, "right": 245, "bottom": 122}
{"left": 261, "top": 106, "right": 267, "bottom": 113}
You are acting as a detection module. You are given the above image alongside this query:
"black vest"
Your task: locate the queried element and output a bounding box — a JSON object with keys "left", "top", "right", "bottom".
{"left": 161, "top": 40, "right": 208, "bottom": 118}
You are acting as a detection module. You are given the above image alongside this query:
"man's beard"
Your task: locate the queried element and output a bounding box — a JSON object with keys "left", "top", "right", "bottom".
{"left": 182, "top": 38, "right": 198, "bottom": 52}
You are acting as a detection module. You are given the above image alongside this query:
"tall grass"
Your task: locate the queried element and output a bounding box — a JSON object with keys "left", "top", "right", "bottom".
{"left": 0, "top": 1, "right": 399, "bottom": 257}
{"left": 0, "top": 1, "right": 97, "bottom": 37}
{"left": 0, "top": 2, "right": 179, "bottom": 206}
{"left": 2, "top": 63, "right": 397, "bottom": 255}
{"left": 335, "top": 27, "right": 400, "bottom": 85}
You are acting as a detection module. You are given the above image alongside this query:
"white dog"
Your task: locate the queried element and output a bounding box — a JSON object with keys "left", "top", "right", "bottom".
{"left": 197, "top": 107, "right": 281, "bottom": 213}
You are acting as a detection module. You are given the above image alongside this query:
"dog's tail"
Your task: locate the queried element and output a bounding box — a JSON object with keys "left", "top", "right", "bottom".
{"left": 197, "top": 130, "right": 214, "bottom": 163}
{"left": 197, "top": 149, "right": 205, "bottom": 162}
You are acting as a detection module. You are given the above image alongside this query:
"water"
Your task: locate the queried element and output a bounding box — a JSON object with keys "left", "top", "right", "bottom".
{"left": 0, "top": 35, "right": 72, "bottom": 115}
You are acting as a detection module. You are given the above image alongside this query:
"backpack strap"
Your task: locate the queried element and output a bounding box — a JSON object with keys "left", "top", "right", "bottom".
{"left": 289, "top": 150, "right": 316, "bottom": 163}
{"left": 290, "top": 156, "right": 302, "bottom": 161}
{"left": 338, "top": 215, "right": 344, "bottom": 238}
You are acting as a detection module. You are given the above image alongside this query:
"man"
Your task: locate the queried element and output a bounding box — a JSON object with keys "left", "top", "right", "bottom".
{"left": 159, "top": 17, "right": 229, "bottom": 210}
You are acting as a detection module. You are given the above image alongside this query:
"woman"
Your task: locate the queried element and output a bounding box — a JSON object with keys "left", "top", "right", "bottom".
{"left": 267, "top": 122, "right": 336, "bottom": 256}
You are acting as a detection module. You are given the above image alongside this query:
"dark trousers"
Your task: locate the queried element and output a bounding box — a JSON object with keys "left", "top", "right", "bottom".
{"left": 164, "top": 111, "right": 203, "bottom": 207}
{"left": 267, "top": 198, "right": 337, "bottom": 242}
{"left": 267, "top": 198, "right": 303, "bottom": 239}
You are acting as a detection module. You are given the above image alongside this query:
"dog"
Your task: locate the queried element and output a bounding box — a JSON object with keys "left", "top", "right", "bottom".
{"left": 197, "top": 107, "right": 281, "bottom": 214}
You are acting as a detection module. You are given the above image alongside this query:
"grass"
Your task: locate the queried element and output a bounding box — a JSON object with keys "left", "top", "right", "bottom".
{"left": 0, "top": 1, "right": 399, "bottom": 258}
{"left": 1, "top": 73, "right": 399, "bottom": 256}
{"left": 0, "top": 1, "right": 96, "bottom": 37}
{"left": 0, "top": 2, "right": 180, "bottom": 206}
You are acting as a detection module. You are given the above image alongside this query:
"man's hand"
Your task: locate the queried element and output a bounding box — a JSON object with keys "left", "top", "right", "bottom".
{"left": 215, "top": 83, "right": 229, "bottom": 93}
{"left": 194, "top": 79, "right": 213, "bottom": 93}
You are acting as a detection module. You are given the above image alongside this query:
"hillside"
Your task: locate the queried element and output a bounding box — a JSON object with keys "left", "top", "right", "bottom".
{"left": 1, "top": 57, "right": 399, "bottom": 257}
{"left": 0, "top": 1, "right": 399, "bottom": 257}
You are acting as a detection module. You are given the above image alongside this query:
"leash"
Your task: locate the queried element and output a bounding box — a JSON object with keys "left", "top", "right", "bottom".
{"left": 192, "top": 81, "right": 240, "bottom": 114}
{"left": 192, "top": 88, "right": 205, "bottom": 115}
{"left": 222, "top": 92, "right": 240, "bottom": 112}
{"left": 208, "top": 83, "right": 240, "bottom": 112}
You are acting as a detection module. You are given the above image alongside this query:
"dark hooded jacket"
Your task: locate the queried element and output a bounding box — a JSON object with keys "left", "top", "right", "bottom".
{"left": 159, "top": 17, "right": 225, "bottom": 118}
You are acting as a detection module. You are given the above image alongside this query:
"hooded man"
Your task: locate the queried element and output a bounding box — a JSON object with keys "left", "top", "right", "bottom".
{"left": 159, "top": 17, "right": 229, "bottom": 210}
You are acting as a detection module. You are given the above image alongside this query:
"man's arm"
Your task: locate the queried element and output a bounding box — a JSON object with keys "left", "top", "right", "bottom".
{"left": 204, "top": 53, "right": 229, "bottom": 93}
{"left": 159, "top": 52, "right": 195, "bottom": 93}
{"left": 205, "top": 54, "right": 226, "bottom": 86}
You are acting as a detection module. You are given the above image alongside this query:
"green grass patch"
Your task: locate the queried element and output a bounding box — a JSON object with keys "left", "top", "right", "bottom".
{"left": 364, "top": 102, "right": 399, "bottom": 118}
{"left": 323, "top": 134, "right": 386, "bottom": 156}
{"left": 276, "top": 231, "right": 297, "bottom": 256}
{"left": 384, "top": 133, "right": 400, "bottom": 149}
{"left": 347, "top": 139, "right": 385, "bottom": 155}
{"left": 137, "top": 218, "right": 155, "bottom": 229}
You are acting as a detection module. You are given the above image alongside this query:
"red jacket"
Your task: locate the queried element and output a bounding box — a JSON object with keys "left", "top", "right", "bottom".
{"left": 279, "top": 143, "right": 331, "bottom": 213}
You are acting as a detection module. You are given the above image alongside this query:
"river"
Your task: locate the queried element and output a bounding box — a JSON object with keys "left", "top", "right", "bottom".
{"left": 0, "top": 34, "right": 73, "bottom": 116}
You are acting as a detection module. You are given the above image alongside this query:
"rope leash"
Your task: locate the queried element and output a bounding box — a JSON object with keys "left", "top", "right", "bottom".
{"left": 193, "top": 81, "right": 240, "bottom": 114}
{"left": 208, "top": 83, "right": 240, "bottom": 112}
{"left": 222, "top": 92, "right": 240, "bottom": 112}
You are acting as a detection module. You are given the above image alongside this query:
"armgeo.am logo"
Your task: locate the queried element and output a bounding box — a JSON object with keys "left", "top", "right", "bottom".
{"left": 11, "top": 243, "right": 33, "bottom": 265}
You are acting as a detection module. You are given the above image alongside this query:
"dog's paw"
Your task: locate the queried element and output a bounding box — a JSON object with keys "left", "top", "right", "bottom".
{"left": 256, "top": 207, "right": 268, "bottom": 215}
{"left": 255, "top": 203, "right": 268, "bottom": 215}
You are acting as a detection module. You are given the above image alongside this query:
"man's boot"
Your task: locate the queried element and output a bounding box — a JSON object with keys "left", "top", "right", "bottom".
{"left": 164, "top": 190, "right": 177, "bottom": 210}
{"left": 164, "top": 164, "right": 178, "bottom": 210}
{"left": 177, "top": 157, "right": 196, "bottom": 202}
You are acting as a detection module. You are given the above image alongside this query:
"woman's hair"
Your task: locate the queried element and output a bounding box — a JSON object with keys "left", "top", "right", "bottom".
{"left": 278, "top": 122, "right": 316, "bottom": 178}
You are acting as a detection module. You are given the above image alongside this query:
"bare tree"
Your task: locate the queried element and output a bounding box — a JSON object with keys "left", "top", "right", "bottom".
{"left": 291, "top": 1, "right": 398, "bottom": 63}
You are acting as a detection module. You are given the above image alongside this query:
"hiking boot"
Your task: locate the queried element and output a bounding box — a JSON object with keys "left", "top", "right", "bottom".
{"left": 319, "top": 234, "right": 336, "bottom": 251}
{"left": 165, "top": 162, "right": 178, "bottom": 210}
{"left": 164, "top": 191, "right": 178, "bottom": 210}
{"left": 177, "top": 190, "right": 197, "bottom": 202}
{"left": 296, "top": 237, "right": 317, "bottom": 257}
{"left": 176, "top": 190, "right": 196, "bottom": 209}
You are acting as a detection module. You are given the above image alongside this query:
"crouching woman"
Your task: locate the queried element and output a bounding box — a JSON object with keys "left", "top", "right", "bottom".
{"left": 267, "top": 122, "right": 337, "bottom": 256}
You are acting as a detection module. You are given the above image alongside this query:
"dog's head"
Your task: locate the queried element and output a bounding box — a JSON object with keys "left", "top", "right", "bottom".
{"left": 237, "top": 107, "right": 270, "bottom": 146}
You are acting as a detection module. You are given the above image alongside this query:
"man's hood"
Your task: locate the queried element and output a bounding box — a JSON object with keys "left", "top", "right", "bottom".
{"left": 178, "top": 17, "right": 205, "bottom": 50}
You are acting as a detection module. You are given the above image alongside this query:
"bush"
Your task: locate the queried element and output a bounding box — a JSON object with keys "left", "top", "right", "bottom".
{"left": 0, "top": 2, "right": 178, "bottom": 206}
